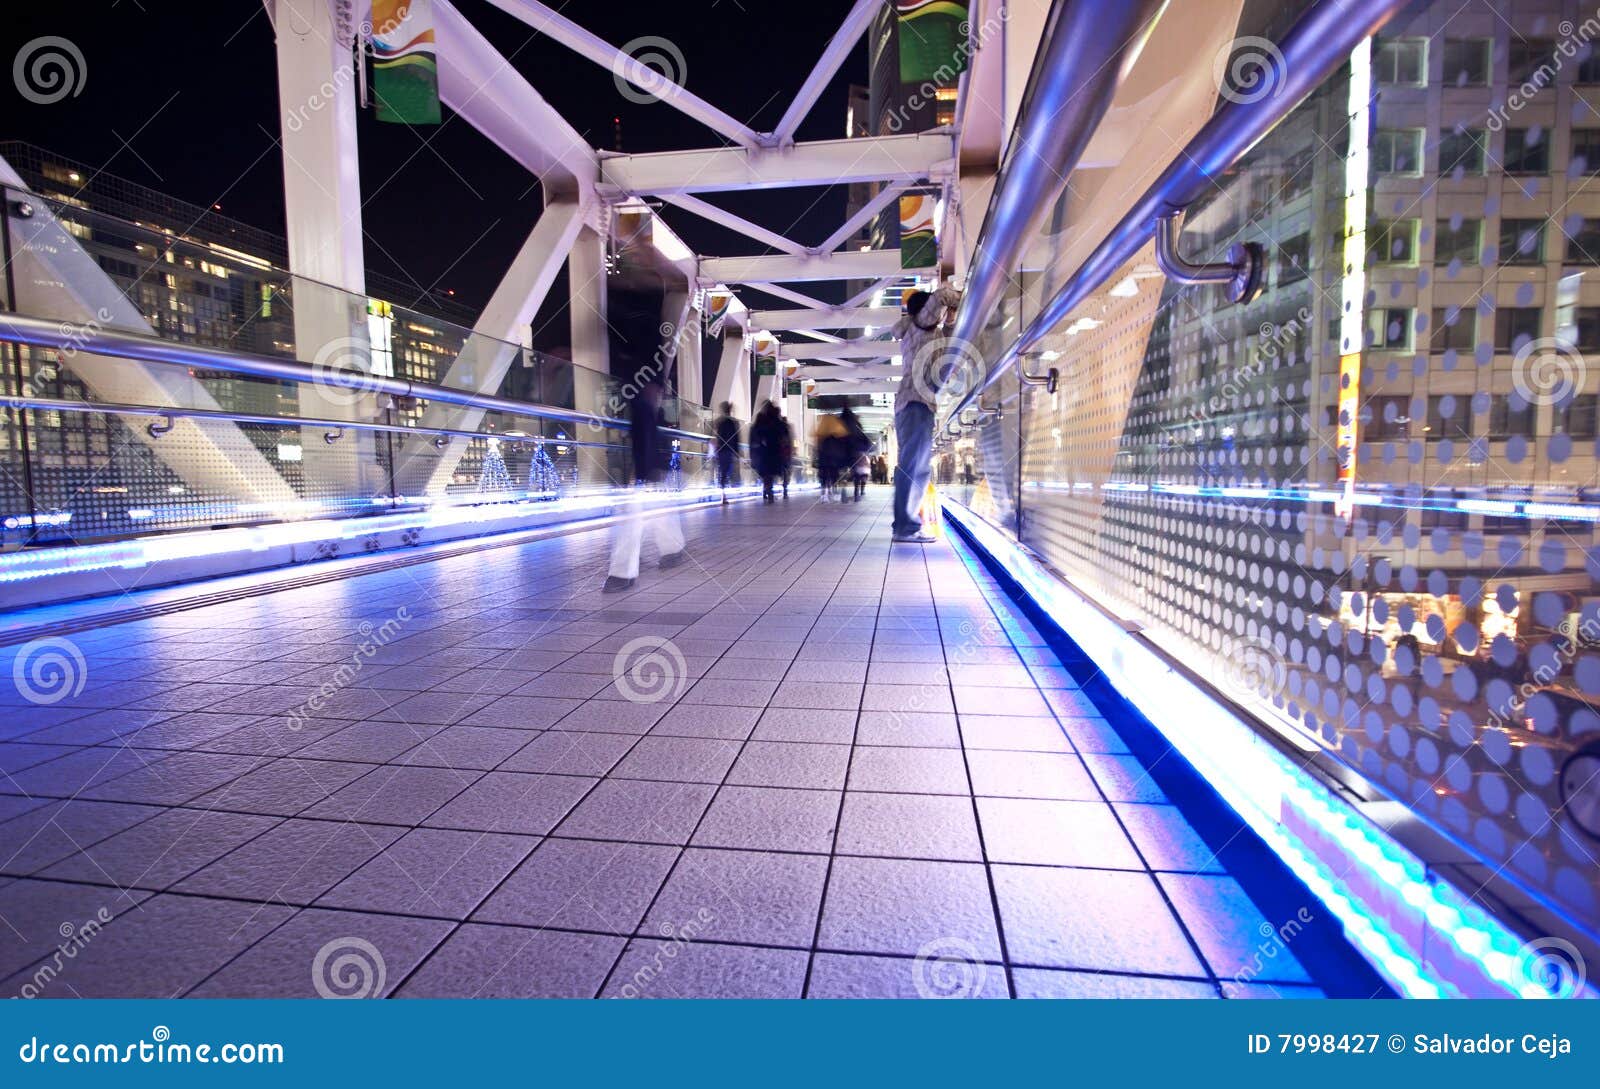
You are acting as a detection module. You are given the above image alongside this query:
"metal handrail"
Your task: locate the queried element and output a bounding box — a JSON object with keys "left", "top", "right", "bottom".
{"left": 0, "top": 395, "right": 654, "bottom": 452}
{"left": 0, "top": 312, "right": 716, "bottom": 445}
{"left": 945, "top": 0, "right": 1415, "bottom": 424}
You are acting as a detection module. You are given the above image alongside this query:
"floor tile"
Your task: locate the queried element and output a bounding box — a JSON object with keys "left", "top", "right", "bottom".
{"left": 554, "top": 779, "right": 716, "bottom": 845}
{"left": 818, "top": 856, "right": 1001, "bottom": 960}
{"left": 648, "top": 703, "right": 762, "bottom": 740}
{"left": 1012, "top": 968, "right": 1216, "bottom": 999}
{"left": 691, "top": 785, "right": 840, "bottom": 854}
{"left": 807, "top": 952, "right": 1008, "bottom": 998}
{"left": 835, "top": 791, "right": 982, "bottom": 861}
{"left": 176, "top": 818, "right": 405, "bottom": 905}
{"left": 40, "top": 808, "right": 280, "bottom": 890}
{"left": 977, "top": 797, "right": 1143, "bottom": 869}
{"left": 847, "top": 746, "right": 969, "bottom": 794}
{"left": 750, "top": 707, "right": 857, "bottom": 744}
{"left": 727, "top": 741, "right": 851, "bottom": 790}
{"left": 423, "top": 771, "right": 597, "bottom": 835}
{"left": 497, "top": 731, "right": 636, "bottom": 776}
{"left": 643, "top": 847, "right": 828, "bottom": 947}
{"left": 1158, "top": 873, "right": 1313, "bottom": 984}
{"left": 188, "top": 908, "right": 451, "bottom": 997}
{"left": 318, "top": 828, "right": 537, "bottom": 918}
{"left": 992, "top": 865, "right": 1205, "bottom": 977}
{"left": 302, "top": 765, "right": 478, "bottom": 825}
{"left": 854, "top": 711, "right": 960, "bottom": 748}
{"left": 474, "top": 838, "right": 679, "bottom": 934}
{"left": 603, "top": 939, "right": 808, "bottom": 998}
{"left": 966, "top": 750, "right": 1099, "bottom": 800}
{"left": 398, "top": 924, "right": 624, "bottom": 998}
{"left": 1115, "top": 803, "right": 1228, "bottom": 873}
{"left": 611, "top": 736, "right": 741, "bottom": 784}
{"left": 461, "top": 695, "right": 584, "bottom": 730}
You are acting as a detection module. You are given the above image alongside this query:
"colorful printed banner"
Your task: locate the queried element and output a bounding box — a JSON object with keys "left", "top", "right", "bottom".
{"left": 754, "top": 346, "right": 777, "bottom": 376}
{"left": 372, "top": 0, "right": 441, "bottom": 125}
{"left": 704, "top": 291, "right": 731, "bottom": 337}
{"left": 899, "top": 193, "right": 937, "bottom": 269}
{"left": 896, "top": 0, "right": 970, "bottom": 84}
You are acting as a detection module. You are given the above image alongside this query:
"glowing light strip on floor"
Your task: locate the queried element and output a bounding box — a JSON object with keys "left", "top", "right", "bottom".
{"left": 942, "top": 498, "right": 1590, "bottom": 1000}
{"left": 0, "top": 488, "right": 756, "bottom": 585}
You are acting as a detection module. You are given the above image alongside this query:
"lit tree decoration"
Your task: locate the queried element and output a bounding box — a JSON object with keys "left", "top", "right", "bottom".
{"left": 477, "top": 436, "right": 513, "bottom": 496}
{"left": 529, "top": 437, "right": 561, "bottom": 500}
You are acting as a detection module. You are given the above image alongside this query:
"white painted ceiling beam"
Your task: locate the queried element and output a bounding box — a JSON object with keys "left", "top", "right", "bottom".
{"left": 600, "top": 133, "right": 955, "bottom": 195}
{"left": 748, "top": 306, "right": 901, "bottom": 331}
{"left": 772, "top": 0, "right": 883, "bottom": 144}
{"left": 654, "top": 192, "right": 807, "bottom": 256}
{"left": 704, "top": 249, "right": 924, "bottom": 284}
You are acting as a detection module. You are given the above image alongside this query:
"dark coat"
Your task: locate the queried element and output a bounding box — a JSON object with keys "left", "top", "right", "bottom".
{"left": 714, "top": 415, "right": 742, "bottom": 456}
{"left": 631, "top": 397, "right": 669, "bottom": 483}
{"left": 749, "top": 412, "right": 791, "bottom": 478}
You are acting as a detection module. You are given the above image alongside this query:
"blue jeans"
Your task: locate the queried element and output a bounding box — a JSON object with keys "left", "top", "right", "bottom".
{"left": 716, "top": 449, "right": 735, "bottom": 488}
{"left": 892, "top": 402, "right": 934, "bottom": 537}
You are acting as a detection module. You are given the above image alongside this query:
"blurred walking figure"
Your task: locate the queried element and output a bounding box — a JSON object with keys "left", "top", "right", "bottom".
{"left": 813, "top": 411, "right": 850, "bottom": 501}
{"left": 713, "top": 401, "right": 741, "bottom": 504}
{"left": 749, "top": 400, "right": 791, "bottom": 504}
{"left": 605, "top": 374, "right": 686, "bottom": 592}
{"left": 892, "top": 282, "right": 963, "bottom": 542}
{"left": 838, "top": 405, "right": 872, "bottom": 503}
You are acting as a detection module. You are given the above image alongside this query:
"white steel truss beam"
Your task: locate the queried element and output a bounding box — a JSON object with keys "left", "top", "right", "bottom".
{"left": 778, "top": 338, "right": 897, "bottom": 362}
{"left": 704, "top": 249, "right": 923, "bottom": 284}
{"left": 748, "top": 306, "right": 901, "bottom": 331}
{"left": 601, "top": 133, "right": 954, "bottom": 195}
{"left": 655, "top": 192, "right": 806, "bottom": 256}
{"left": 484, "top": 0, "right": 762, "bottom": 149}
{"left": 772, "top": 0, "right": 883, "bottom": 144}
{"left": 820, "top": 184, "right": 907, "bottom": 253}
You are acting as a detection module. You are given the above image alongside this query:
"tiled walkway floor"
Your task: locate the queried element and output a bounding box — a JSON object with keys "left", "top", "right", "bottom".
{"left": 0, "top": 490, "right": 1327, "bottom": 998}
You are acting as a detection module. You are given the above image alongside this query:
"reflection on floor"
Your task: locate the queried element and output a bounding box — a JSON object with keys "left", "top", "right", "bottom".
{"left": 0, "top": 490, "right": 1348, "bottom": 997}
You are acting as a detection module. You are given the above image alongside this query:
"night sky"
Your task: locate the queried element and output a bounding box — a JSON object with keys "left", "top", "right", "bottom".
{"left": 5, "top": 2, "right": 870, "bottom": 336}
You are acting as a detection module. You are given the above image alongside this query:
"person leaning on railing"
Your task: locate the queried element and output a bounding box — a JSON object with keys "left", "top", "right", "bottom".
{"left": 891, "top": 280, "right": 962, "bottom": 543}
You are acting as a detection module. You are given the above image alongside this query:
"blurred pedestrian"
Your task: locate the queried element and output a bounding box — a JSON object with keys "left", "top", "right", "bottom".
{"left": 713, "top": 401, "right": 741, "bottom": 504}
{"left": 605, "top": 374, "right": 686, "bottom": 592}
{"left": 892, "top": 281, "right": 962, "bottom": 542}
{"left": 750, "top": 400, "right": 789, "bottom": 504}
{"left": 814, "top": 411, "right": 850, "bottom": 501}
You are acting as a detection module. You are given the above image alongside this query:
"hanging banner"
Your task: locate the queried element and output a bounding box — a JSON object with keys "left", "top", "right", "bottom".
{"left": 785, "top": 379, "right": 803, "bottom": 396}
{"left": 704, "top": 291, "right": 731, "bottom": 337}
{"left": 899, "top": 193, "right": 937, "bottom": 269}
{"left": 755, "top": 346, "right": 778, "bottom": 376}
{"left": 895, "top": 1, "right": 970, "bottom": 84}
{"left": 371, "top": 0, "right": 441, "bottom": 125}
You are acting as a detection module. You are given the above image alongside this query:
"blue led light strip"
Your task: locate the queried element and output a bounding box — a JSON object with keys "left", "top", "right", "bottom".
{"left": 941, "top": 497, "right": 1595, "bottom": 1000}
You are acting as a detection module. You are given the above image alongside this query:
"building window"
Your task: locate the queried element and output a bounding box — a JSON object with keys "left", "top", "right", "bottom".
{"left": 1368, "top": 307, "right": 1413, "bottom": 350}
{"left": 1494, "top": 307, "right": 1542, "bottom": 352}
{"left": 1580, "top": 46, "right": 1600, "bottom": 84}
{"left": 1438, "top": 128, "right": 1486, "bottom": 175}
{"left": 1574, "top": 307, "right": 1600, "bottom": 352}
{"left": 1373, "top": 129, "right": 1424, "bottom": 174}
{"left": 1499, "top": 218, "right": 1546, "bottom": 264}
{"left": 1442, "top": 39, "right": 1492, "bottom": 85}
{"left": 1434, "top": 218, "right": 1481, "bottom": 265}
{"left": 1376, "top": 38, "right": 1427, "bottom": 85}
{"left": 1430, "top": 307, "right": 1475, "bottom": 352}
{"left": 1368, "top": 220, "right": 1417, "bottom": 263}
{"left": 1277, "top": 232, "right": 1310, "bottom": 285}
{"left": 1573, "top": 130, "right": 1600, "bottom": 172}
{"left": 1507, "top": 39, "right": 1558, "bottom": 86}
{"left": 1488, "top": 395, "right": 1536, "bottom": 438}
{"left": 1426, "top": 395, "right": 1476, "bottom": 440}
{"left": 1366, "top": 394, "right": 1415, "bottom": 440}
{"left": 1555, "top": 393, "right": 1599, "bottom": 439}
{"left": 1566, "top": 219, "right": 1600, "bottom": 265}
{"left": 1504, "top": 128, "right": 1549, "bottom": 173}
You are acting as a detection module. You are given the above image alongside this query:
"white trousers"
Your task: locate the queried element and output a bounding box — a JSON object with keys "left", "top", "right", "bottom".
{"left": 608, "top": 488, "right": 685, "bottom": 579}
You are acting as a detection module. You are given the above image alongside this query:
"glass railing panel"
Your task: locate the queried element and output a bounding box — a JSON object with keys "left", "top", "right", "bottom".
{"left": 985, "top": 1, "right": 1600, "bottom": 932}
